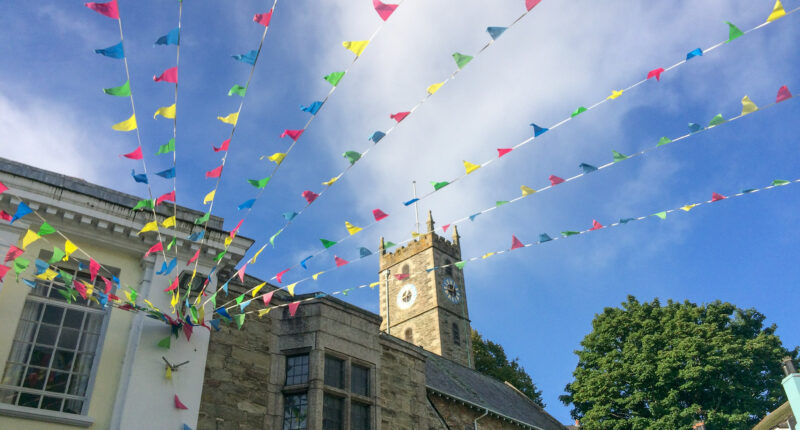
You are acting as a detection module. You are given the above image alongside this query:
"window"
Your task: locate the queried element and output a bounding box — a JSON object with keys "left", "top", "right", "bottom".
{"left": 286, "top": 354, "right": 309, "bottom": 386}
{"left": 404, "top": 327, "right": 414, "bottom": 343}
{"left": 282, "top": 393, "right": 308, "bottom": 430}
{"left": 322, "top": 394, "right": 344, "bottom": 430}
{"left": 401, "top": 264, "right": 409, "bottom": 275}
{"left": 351, "top": 364, "right": 369, "bottom": 397}
{"left": 0, "top": 261, "right": 112, "bottom": 415}
{"left": 324, "top": 356, "right": 344, "bottom": 389}
{"left": 452, "top": 322, "right": 460, "bottom": 345}
{"left": 445, "top": 260, "right": 453, "bottom": 277}
{"left": 351, "top": 402, "right": 370, "bottom": 430}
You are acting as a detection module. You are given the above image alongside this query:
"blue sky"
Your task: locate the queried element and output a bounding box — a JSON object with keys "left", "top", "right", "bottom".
{"left": 2, "top": 0, "right": 800, "bottom": 422}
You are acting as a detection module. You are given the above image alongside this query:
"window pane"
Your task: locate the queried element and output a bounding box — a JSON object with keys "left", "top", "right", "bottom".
{"left": 63, "top": 399, "right": 83, "bottom": 415}
{"left": 8, "top": 342, "right": 32, "bottom": 365}
{"left": 58, "top": 328, "right": 80, "bottom": 349}
{"left": 30, "top": 345, "right": 54, "bottom": 368}
{"left": 42, "top": 306, "right": 64, "bottom": 325}
{"left": 322, "top": 394, "right": 344, "bottom": 430}
{"left": 285, "top": 354, "right": 309, "bottom": 386}
{"left": 324, "top": 356, "right": 344, "bottom": 389}
{"left": 351, "top": 364, "right": 369, "bottom": 396}
{"left": 73, "top": 353, "right": 94, "bottom": 376}
{"left": 46, "top": 371, "right": 69, "bottom": 393}
{"left": 41, "top": 396, "right": 64, "bottom": 412}
{"left": 0, "top": 389, "right": 18, "bottom": 405}
{"left": 18, "top": 392, "right": 40, "bottom": 408}
{"left": 67, "top": 374, "right": 89, "bottom": 397}
{"left": 52, "top": 349, "right": 75, "bottom": 371}
{"left": 282, "top": 393, "right": 308, "bottom": 430}
{"left": 23, "top": 366, "right": 47, "bottom": 389}
{"left": 63, "top": 310, "right": 84, "bottom": 330}
{"left": 20, "top": 302, "right": 44, "bottom": 322}
{"left": 35, "top": 324, "right": 59, "bottom": 346}
{"left": 350, "top": 402, "right": 370, "bottom": 430}
{"left": 2, "top": 364, "right": 25, "bottom": 386}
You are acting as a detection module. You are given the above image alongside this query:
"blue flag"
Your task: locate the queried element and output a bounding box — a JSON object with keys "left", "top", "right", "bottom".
{"left": 359, "top": 247, "right": 372, "bottom": 258}
{"left": 188, "top": 231, "right": 204, "bottom": 242}
{"left": 469, "top": 213, "right": 481, "bottom": 221}
{"left": 369, "top": 131, "right": 386, "bottom": 143}
{"left": 486, "top": 26, "right": 507, "bottom": 40}
{"left": 237, "top": 199, "right": 255, "bottom": 210}
{"left": 688, "top": 123, "right": 702, "bottom": 133}
{"left": 300, "top": 255, "right": 313, "bottom": 269}
{"left": 579, "top": 163, "right": 598, "bottom": 174}
{"left": 282, "top": 212, "right": 297, "bottom": 221}
{"left": 131, "top": 169, "right": 148, "bottom": 184}
{"left": 232, "top": 50, "right": 258, "bottom": 65}
{"left": 156, "top": 258, "right": 177, "bottom": 275}
{"left": 403, "top": 198, "right": 419, "bottom": 206}
{"left": 155, "top": 28, "right": 180, "bottom": 46}
{"left": 11, "top": 202, "right": 32, "bottom": 224}
{"left": 530, "top": 123, "right": 549, "bottom": 137}
{"left": 155, "top": 168, "right": 175, "bottom": 179}
{"left": 300, "top": 101, "right": 324, "bottom": 115}
{"left": 686, "top": 48, "right": 703, "bottom": 60}
{"left": 538, "top": 233, "right": 552, "bottom": 243}
{"left": 95, "top": 42, "right": 125, "bottom": 59}
{"left": 215, "top": 307, "right": 232, "bottom": 321}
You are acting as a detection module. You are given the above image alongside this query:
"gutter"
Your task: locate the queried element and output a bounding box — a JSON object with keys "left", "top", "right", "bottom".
{"left": 474, "top": 407, "right": 488, "bottom": 430}
{"left": 426, "top": 387, "right": 550, "bottom": 430}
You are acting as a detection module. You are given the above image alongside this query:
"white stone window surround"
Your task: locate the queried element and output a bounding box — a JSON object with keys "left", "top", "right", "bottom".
{"left": 321, "top": 350, "right": 376, "bottom": 430}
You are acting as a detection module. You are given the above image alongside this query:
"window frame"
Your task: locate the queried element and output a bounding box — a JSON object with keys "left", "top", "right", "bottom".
{"left": 322, "top": 350, "right": 375, "bottom": 430}
{"left": 285, "top": 354, "right": 310, "bottom": 387}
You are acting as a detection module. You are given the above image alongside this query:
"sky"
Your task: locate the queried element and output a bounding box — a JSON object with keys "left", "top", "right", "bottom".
{"left": 2, "top": 0, "right": 800, "bottom": 423}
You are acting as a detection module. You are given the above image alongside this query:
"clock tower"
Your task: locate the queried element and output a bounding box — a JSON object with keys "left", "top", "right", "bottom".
{"left": 379, "top": 211, "right": 473, "bottom": 368}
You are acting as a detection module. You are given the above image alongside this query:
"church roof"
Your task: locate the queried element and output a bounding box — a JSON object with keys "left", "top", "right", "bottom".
{"left": 424, "top": 351, "right": 567, "bottom": 430}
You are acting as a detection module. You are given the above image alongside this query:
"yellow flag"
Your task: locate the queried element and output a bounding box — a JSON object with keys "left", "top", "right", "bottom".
{"left": 767, "top": 0, "right": 786, "bottom": 22}
{"left": 427, "top": 82, "right": 445, "bottom": 95}
{"left": 369, "top": 281, "right": 380, "bottom": 289}
{"left": 217, "top": 112, "right": 239, "bottom": 125}
{"left": 411, "top": 231, "right": 420, "bottom": 239}
{"left": 162, "top": 216, "right": 176, "bottom": 228}
{"left": 482, "top": 252, "right": 495, "bottom": 259}
{"left": 741, "top": 95, "right": 758, "bottom": 115}
{"left": 345, "top": 221, "right": 362, "bottom": 235}
{"left": 680, "top": 204, "right": 699, "bottom": 212}
{"left": 124, "top": 290, "right": 135, "bottom": 303}
{"left": 165, "top": 366, "right": 172, "bottom": 380}
{"left": 170, "top": 291, "right": 179, "bottom": 309}
{"left": 252, "top": 282, "right": 266, "bottom": 297}
{"left": 224, "top": 236, "right": 233, "bottom": 247}
{"left": 322, "top": 175, "right": 342, "bottom": 186}
{"left": 203, "top": 189, "right": 216, "bottom": 204}
{"left": 607, "top": 90, "right": 623, "bottom": 100}
{"left": 21, "top": 229, "right": 40, "bottom": 250}
{"left": 258, "top": 308, "right": 271, "bottom": 318}
{"left": 267, "top": 152, "right": 286, "bottom": 165}
{"left": 112, "top": 114, "right": 137, "bottom": 131}
{"left": 286, "top": 282, "right": 297, "bottom": 296}
{"left": 153, "top": 104, "right": 176, "bottom": 119}
{"left": 521, "top": 185, "right": 536, "bottom": 196}
{"left": 249, "top": 245, "right": 266, "bottom": 264}
{"left": 137, "top": 221, "right": 159, "bottom": 235}
{"left": 342, "top": 40, "right": 369, "bottom": 57}
{"left": 312, "top": 271, "right": 324, "bottom": 281}
{"left": 37, "top": 269, "right": 59, "bottom": 281}
{"left": 64, "top": 240, "right": 78, "bottom": 261}
{"left": 463, "top": 160, "right": 481, "bottom": 174}
{"left": 144, "top": 299, "right": 159, "bottom": 311}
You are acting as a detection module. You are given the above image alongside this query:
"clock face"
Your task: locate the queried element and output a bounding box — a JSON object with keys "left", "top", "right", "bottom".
{"left": 396, "top": 284, "right": 417, "bottom": 309}
{"left": 441, "top": 277, "right": 461, "bottom": 304}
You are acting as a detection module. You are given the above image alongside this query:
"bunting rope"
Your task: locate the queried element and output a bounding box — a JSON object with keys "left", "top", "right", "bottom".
{"left": 166, "top": 1, "right": 183, "bottom": 266}
{"left": 214, "top": 175, "right": 800, "bottom": 324}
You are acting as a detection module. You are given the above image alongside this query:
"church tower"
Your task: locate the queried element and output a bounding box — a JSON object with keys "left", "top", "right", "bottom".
{"left": 379, "top": 211, "right": 473, "bottom": 368}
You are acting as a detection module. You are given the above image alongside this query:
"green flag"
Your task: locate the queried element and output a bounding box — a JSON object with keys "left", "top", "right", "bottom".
{"left": 657, "top": 137, "right": 672, "bottom": 146}
{"left": 38, "top": 222, "right": 56, "bottom": 236}
{"left": 561, "top": 231, "right": 580, "bottom": 237}
{"left": 208, "top": 292, "right": 217, "bottom": 307}
{"left": 247, "top": 177, "right": 270, "bottom": 188}
{"left": 454, "top": 261, "right": 466, "bottom": 269}
{"left": 384, "top": 241, "right": 396, "bottom": 248}
{"left": 431, "top": 181, "right": 449, "bottom": 191}
{"left": 58, "top": 269, "right": 73, "bottom": 286}
{"left": 270, "top": 229, "right": 283, "bottom": 247}
{"left": 495, "top": 201, "right": 509, "bottom": 207}
{"left": 228, "top": 84, "right": 246, "bottom": 97}
{"left": 156, "top": 138, "right": 175, "bottom": 155}
{"left": 571, "top": 107, "right": 588, "bottom": 118}
{"left": 157, "top": 336, "right": 171, "bottom": 349}
{"left": 132, "top": 199, "right": 155, "bottom": 211}
{"left": 452, "top": 52, "right": 473, "bottom": 69}
{"left": 195, "top": 212, "right": 210, "bottom": 225}
{"left": 708, "top": 114, "right": 725, "bottom": 127}
{"left": 235, "top": 295, "right": 244, "bottom": 305}
{"left": 324, "top": 71, "right": 345, "bottom": 86}
{"left": 48, "top": 247, "right": 66, "bottom": 264}
{"left": 343, "top": 151, "right": 361, "bottom": 165}
{"left": 234, "top": 313, "right": 245, "bottom": 329}
{"left": 654, "top": 211, "right": 667, "bottom": 220}
{"left": 214, "top": 250, "right": 226, "bottom": 262}
{"left": 190, "top": 306, "right": 199, "bottom": 324}
{"left": 726, "top": 21, "right": 744, "bottom": 42}
{"left": 320, "top": 239, "right": 337, "bottom": 249}
{"left": 612, "top": 150, "right": 628, "bottom": 162}
{"left": 103, "top": 80, "right": 131, "bottom": 97}
{"left": 166, "top": 236, "right": 177, "bottom": 251}
{"left": 14, "top": 258, "right": 30, "bottom": 280}
{"left": 772, "top": 179, "right": 790, "bottom": 186}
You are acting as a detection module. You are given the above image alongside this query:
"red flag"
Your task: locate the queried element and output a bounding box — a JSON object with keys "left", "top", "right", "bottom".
{"left": 776, "top": 85, "right": 792, "bottom": 103}
{"left": 0, "top": 181, "right": 7, "bottom": 194}
{"left": 280, "top": 129, "right": 304, "bottom": 141}
{"left": 182, "top": 323, "right": 192, "bottom": 341}
{"left": 497, "top": 148, "right": 513, "bottom": 157}
{"left": 442, "top": 224, "right": 450, "bottom": 232}
{"left": 143, "top": 242, "right": 163, "bottom": 258}
{"left": 334, "top": 256, "right": 348, "bottom": 267}
{"left": 89, "top": 258, "right": 100, "bottom": 282}
{"left": 164, "top": 277, "right": 179, "bottom": 292}
{"left": 262, "top": 290, "right": 274, "bottom": 306}
{"left": 288, "top": 301, "right": 300, "bottom": 317}
{"left": 590, "top": 220, "right": 604, "bottom": 231}
{"left": 0, "top": 210, "right": 11, "bottom": 222}
{"left": 711, "top": 192, "right": 726, "bottom": 202}
{"left": 276, "top": 268, "right": 290, "bottom": 283}
{"left": 510, "top": 235, "right": 524, "bottom": 250}
{"left": 73, "top": 280, "right": 88, "bottom": 300}
{"left": 205, "top": 165, "right": 223, "bottom": 178}
{"left": 84, "top": 0, "right": 119, "bottom": 19}
{"left": 153, "top": 67, "right": 178, "bottom": 83}
{"left": 122, "top": 147, "right": 143, "bottom": 160}
{"left": 525, "top": 0, "right": 542, "bottom": 11}
{"left": 101, "top": 276, "right": 112, "bottom": 294}
{"left": 373, "top": 0, "right": 398, "bottom": 21}
{"left": 236, "top": 263, "right": 247, "bottom": 282}
{"left": 156, "top": 191, "right": 176, "bottom": 205}
{"left": 390, "top": 112, "right": 410, "bottom": 122}
{"left": 187, "top": 248, "right": 200, "bottom": 265}
{"left": 229, "top": 219, "right": 244, "bottom": 238}
{"left": 5, "top": 245, "right": 24, "bottom": 263}
{"left": 302, "top": 190, "right": 319, "bottom": 204}
{"left": 0, "top": 265, "right": 10, "bottom": 282}
{"left": 549, "top": 175, "right": 565, "bottom": 186}
{"left": 213, "top": 139, "right": 230, "bottom": 152}
{"left": 174, "top": 395, "right": 188, "bottom": 410}
{"left": 646, "top": 67, "right": 665, "bottom": 81}
{"left": 394, "top": 273, "right": 409, "bottom": 280}
{"left": 253, "top": 10, "right": 273, "bottom": 26}
{"left": 372, "top": 209, "right": 388, "bottom": 221}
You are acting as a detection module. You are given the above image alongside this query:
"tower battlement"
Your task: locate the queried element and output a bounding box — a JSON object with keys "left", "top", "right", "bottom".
{"left": 379, "top": 211, "right": 461, "bottom": 272}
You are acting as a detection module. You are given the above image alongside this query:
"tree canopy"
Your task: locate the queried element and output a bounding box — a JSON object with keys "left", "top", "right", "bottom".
{"left": 560, "top": 296, "right": 797, "bottom": 430}
{"left": 472, "top": 329, "right": 544, "bottom": 407}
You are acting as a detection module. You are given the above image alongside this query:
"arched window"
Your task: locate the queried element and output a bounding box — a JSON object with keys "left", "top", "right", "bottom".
{"left": 404, "top": 327, "right": 414, "bottom": 343}
{"left": 452, "top": 322, "right": 460, "bottom": 345}
{"left": 445, "top": 259, "right": 453, "bottom": 277}
{"left": 401, "top": 264, "right": 409, "bottom": 275}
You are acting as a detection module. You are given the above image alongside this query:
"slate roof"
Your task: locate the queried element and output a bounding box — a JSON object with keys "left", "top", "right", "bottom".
{"left": 752, "top": 401, "right": 794, "bottom": 430}
{"left": 424, "top": 351, "right": 567, "bottom": 430}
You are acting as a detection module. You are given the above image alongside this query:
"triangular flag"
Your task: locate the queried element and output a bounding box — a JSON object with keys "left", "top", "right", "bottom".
{"left": 10, "top": 202, "right": 32, "bottom": 225}
{"left": 320, "top": 239, "right": 337, "bottom": 249}
{"left": 205, "top": 165, "right": 223, "bottom": 178}
{"left": 657, "top": 137, "right": 672, "bottom": 146}
{"left": 283, "top": 212, "right": 297, "bottom": 221}
{"left": 767, "top": 0, "right": 786, "bottom": 22}
{"left": 157, "top": 336, "right": 171, "bottom": 349}
{"left": 579, "top": 163, "right": 598, "bottom": 174}
{"left": 143, "top": 242, "right": 163, "bottom": 258}
{"left": 343, "top": 40, "right": 370, "bottom": 57}
{"left": 155, "top": 168, "right": 175, "bottom": 179}
{"left": 539, "top": 234, "right": 552, "bottom": 243}
{"left": 776, "top": 85, "right": 792, "bottom": 103}
{"left": 590, "top": 220, "right": 604, "bottom": 230}
{"left": 612, "top": 150, "right": 628, "bottom": 162}
{"left": 452, "top": 52, "right": 473, "bottom": 69}
{"left": 324, "top": 71, "right": 346, "bottom": 86}
{"left": 301, "top": 101, "right": 323, "bottom": 115}
{"left": 686, "top": 48, "right": 702, "bottom": 60}
{"left": 607, "top": 90, "right": 623, "bottom": 100}
{"left": 280, "top": 129, "right": 304, "bottom": 141}
{"left": 322, "top": 175, "right": 342, "bottom": 186}
{"left": 343, "top": 151, "right": 362, "bottom": 165}
{"left": 454, "top": 261, "right": 466, "bottom": 269}
{"left": 359, "top": 247, "right": 372, "bottom": 258}
{"left": 248, "top": 177, "right": 270, "bottom": 188}
{"left": 345, "top": 221, "right": 362, "bottom": 235}
{"left": 89, "top": 258, "right": 100, "bottom": 282}
{"left": 772, "top": 179, "right": 791, "bottom": 186}
{"left": 237, "top": 199, "right": 255, "bottom": 210}
{"left": 530, "top": 123, "right": 548, "bottom": 137}
{"left": 688, "top": 123, "right": 702, "bottom": 133}
{"left": 21, "top": 230, "right": 40, "bottom": 250}
{"left": 487, "top": 26, "right": 507, "bottom": 40}
{"left": 680, "top": 204, "right": 698, "bottom": 212}
{"left": 726, "top": 22, "right": 744, "bottom": 42}
{"left": 510, "top": 235, "right": 524, "bottom": 250}
{"left": 521, "top": 185, "right": 536, "bottom": 196}
{"left": 561, "top": 231, "right": 580, "bottom": 237}
{"left": 287, "top": 301, "right": 301, "bottom": 317}
{"left": 228, "top": 85, "right": 246, "bottom": 97}
{"left": 647, "top": 67, "right": 665, "bottom": 81}
{"left": 496, "top": 201, "right": 509, "bottom": 207}
{"left": 164, "top": 277, "right": 179, "bottom": 292}
{"left": 312, "top": 271, "right": 324, "bottom": 281}
{"left": 373, "top": 0, "right": 398, "bottom": 20}
{"left": 390, "top": 112, "right": 410, "bottom": 122}
{"left": 276, "top": 268, "right": 291, "bottom": 284}
{"left": 236, "top": 263, "right": 248, "bottom": 282}
{"left": 153, "top": 67, "right": 178, "bottom": 83}
{"left": 95, "top": 42, "right": 124, "bottom": 59}
{"left": 302, "top": 190, "right": 319, "bottom": 204}
{"left": 156, "top": 138, "right": 175, "bottom": 155}
{"left": 431, "top": 181, "right": 449, "bottom": 191}
{"left": 103, "top": 80, "right": 130, "bottom": 96}
{"left": 37, "top": 222, "right": 56, "bottom": 236}
{"left": 482, "top": 252, "right": 495, "bottom": 259}
{"left": 267, "top": 153, "right": 286, "bottom": 165}
{"left": 334, "top": 256, "right": 349, "bottom": 267}
{"left": 137, "top": 221, "right": 159, "bottom": 235}
{"left": 619, "top": 218, "right": 636, "bottom": 224}
{"left": 497, "top": 148, "right": 512, "bottom": 157}
{"left": 262, "top": 290, "right": 275, "bottom": 306}
{"left": 526, "top": 0, "right": 542, "bottom": 11}
{"left": 112, "top": 114, "right": 137, "bottom": 131}
{"left": 203, "top": 190, "right": 216, "bottom": 204}
{"left": 187, "top": 248, "right": 200, "bottom": 265}
{"left": 155, "top": 27, "right": 180, "bottom": 46}
{"left": 463, "top": 160, "right": 481, "bottom": 174}
{"left": 153, "top": 104, "right": 176, "bottom": 119}
{"left": 48, "top": 247, "right": 65, "bottom": 264}
{"left": 269, "top": 229, "right": 283, "bottom": 247}
{"left": 85, "top": 0, "right": 119, "bottom": 19}
{"left": 286, "top": 283, "right": 297, "bottom": 296}
{"left": 549, "top": 175, "right": 565, "bottom": 186}
{"left": 217, "top": 112, "right": 239, "bottom": 125}
{"left": 122, "top": 147, "right": 143, "bottom": 160}
{"left": 156, "top": 191, "right": 176, "bottom": 205}
{"left": 194, "top": 212, "right": 210, "bottom": 225}
{"left": 711, "top": 192, "right": 726, "bottom": 202}
{"left": 174, "top": 395, "right": 188, "bottom": 410}
{"left": 232, "top": 50, "right": 258, "bottom": 65}
{"left": 427, "top": 82, "right": 445, "bottom": 95}
{"left": 741, "top": 96, "right": 758, "bottom": 115}
{"left": 571, "top": 107, "right": 587, "bottom": 118}
{"left": 369, "top": 131, "right": 386, "bottom": 143}
{"left": 372, "top": 209, "right": 388, "bottom": 221}
{"left": 708, "top": 114, "right": 725, "bottom": 127}
{"left": 403, "top": 198, "right": 419, "bottom": 206}
{"left": 251, "top": 282, "right": 266, "bottom": 298}
{"left": 654, "top": 211, "right": 667, "bottom": 220}
{"left": 253, "top": 10, "right": 273, "bottom": 26}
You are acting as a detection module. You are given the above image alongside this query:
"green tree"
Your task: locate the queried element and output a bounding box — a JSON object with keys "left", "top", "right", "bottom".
{"left": 560, "top": 296, "right": 797, "bottom": 430}
{"left": 472, "top": 330, "right": 545, "bottom": 407}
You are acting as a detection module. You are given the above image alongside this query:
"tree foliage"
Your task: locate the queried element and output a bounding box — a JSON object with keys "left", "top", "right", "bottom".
{"left": 560, "top": 296, "right": 797, "bottom": 430}
{"left": 472, "top": 329, "right": 545, "bottom": 407}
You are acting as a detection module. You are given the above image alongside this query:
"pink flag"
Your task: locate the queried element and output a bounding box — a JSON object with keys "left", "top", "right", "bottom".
{"left": 302, "top": 190, "right": 319, "bottom": 204}
{"left": 372, "top": 208, "right": 389, "bottom": 221}
{"left": 442, "top": 224, "right": 450, "bottom": 232}
{"left": 123, "top": 147, "right": 143, "bottom": 160}
{"left": 711, "top": 192, "right": 726, "bottom": 202}
{"left": 590, "top": 220, "right": 604, "bottom": 230}
{"left": 153, "top": 67, "right": 178, "bottom": 83}
{"left": 236, "top": 263, "right": 247, "bottom": 282}
{"left": 174, "top": 395, "right": 188, "bottom": 410}
{"left": 0, "top": 181, "right": 7, "bottom": 194}
{"left": 187, "top": 248, "right": 200, "bottom": 265}
{"left": 525, "top": 0, "right": 542, "bottom": 11}
{"left": 101, "top": 276, "right": 112, "bottom": 294}
{"left": 0, "top": 265, "right": 10, "bottom": 282}
{"left": 511, "top": 235, "right": 524, "bottom": 250}
{"left": 206, "top": 165, "right": 223, "bottom": 178}
{"left": 84, "top": 0, "right": 119, "bottom": 19}
{"left": 143, "top": 242, "right": 163, "bottom": 258}
{"left": 262, "top": 290, "right": 274, "bottom": 306}
{"left": 276, "top": 268, "right": 290, "bottom": 283}
{"left": 549, "top": 175, "right": 565, "bottom": 186}
{"left": 164, "top": 277, "right": 179, "bottom": 292}
{"left": 0, "top": 210, "right": 10, "bottom": 222}
{"left": 390, "top": 112, "right": 410, "bottom": 122}
{"left": 394, "top": 273, "right": 409, "bottom": 280}
{"left": 156, "top": 191, "right": 176, "bottom": 205}
{"left": 647, "top": 67, "right": 664, "bottom": 81}
{"left": 213, "top": 139, "right": 230, "bottom": 152}
{"left": 373, "top": 0, "right": 398, "bottom": 21}
{"left": 497, "top": 148, "right": 513, "bottom": 157}
{"left": 5, "top": 245, "right": 24, "bottom": 263}
{"left": 288, "top": 301, "right": 300, "bottom": 317}
{"left": 776, "top": 85, "right": 792, "bottom": 103}
{"left": 73, "top": 280, "right": 88, "bottom": 300}
{"left": 334, "top": 256, "right": 348, "bottom": 267}
{"left": 253, "top": 10, "right": 273, "bottom": 26}
{"left": 280, "top": 129, "right": 304, "bottom": 141}
{"left": 89, "top": 258, "right": 100, "bottom": 282}
{"left": 229, "top": 219, "right": 244, "bottom": 238}
{"left": 182, "top": 323, "right": 192, "bottom": 341}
